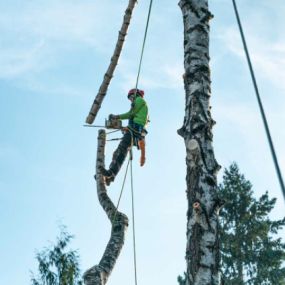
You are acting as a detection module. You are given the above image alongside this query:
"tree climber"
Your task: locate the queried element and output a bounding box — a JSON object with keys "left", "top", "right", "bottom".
{"left": 100, "top": 88, "right": 149, "bottom": 185}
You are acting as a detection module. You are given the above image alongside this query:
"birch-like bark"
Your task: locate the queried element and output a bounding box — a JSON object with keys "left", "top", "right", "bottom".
{"left": 83, "top": 130, "right": 128, "bottom": 285}
{"left": 85, "top": 0, "right": 137, "bottom": 124}
{"left": 178, "top": 1, "right": 222, "bottom": 284}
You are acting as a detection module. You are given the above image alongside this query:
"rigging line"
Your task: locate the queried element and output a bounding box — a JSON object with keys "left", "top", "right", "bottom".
{"left": 106, "top": 129, "right": 121, "bottom": 135}
{"left": 111, "top": 129, "right": 134, "bottom": 223}
{"left": 106, "top": 137, "right": 122, "bottom": 142}
{"left": 83, "top": 125, "right": 121, "bottom": 135}
{"left": 134, "top": 0, "right": 154, "bottom": 90}
{"left": 112, "top": 157, "right": 131, "bottom": 224}
{"left": 232, "top": 0, "right": 285, "bottom": 201}
{"left": 130, "top": 152, "right": 138, "bottom": 285}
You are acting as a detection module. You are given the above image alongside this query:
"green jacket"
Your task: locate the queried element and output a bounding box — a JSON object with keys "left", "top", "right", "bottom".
{"left": 119, "top": 96, "right": 148, "bottom": 127}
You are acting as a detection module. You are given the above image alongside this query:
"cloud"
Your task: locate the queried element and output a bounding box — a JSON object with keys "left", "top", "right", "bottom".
{"left": 216, "top": 26, "right": 285, "bottom": 92}
{"left": 213, "top": 97, "right": 285, "bottom": 196}
{"left": 211, "top": 2, "right": 285, "bottom": 188}
{"left": 118, "top": 62, "right": 184, "bottom": 92}
{"left": 252, "top": 42, "right": 285, "bottom": 90}
{"left": 0, "top": 1, "right": 125, "bottom": 80}
{"left": 0, "top": 0, "right": 186, "bottom": 97}
{"left": 21, "top": 77, "right": 93, "bottom": 98}
{"left": 18, "top": 3, "right": 107, "bottom": 47}
{"left": 0, "top": 40, "right": 49, "bottom": 78}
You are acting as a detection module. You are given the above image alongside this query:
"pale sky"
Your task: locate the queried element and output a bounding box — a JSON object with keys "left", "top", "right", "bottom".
{"left": 0, "top": 0, "right": 285, "bottom": 284}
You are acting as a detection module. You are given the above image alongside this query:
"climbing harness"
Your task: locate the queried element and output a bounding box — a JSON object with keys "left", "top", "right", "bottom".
{"left": 86, "top": 124, "right": 146, "bottom": 165}
{"left": 232, "top": 0, "right": 285, "bottom": 201}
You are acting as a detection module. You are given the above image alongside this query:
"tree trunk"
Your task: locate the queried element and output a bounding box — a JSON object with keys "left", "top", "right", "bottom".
{"left": 236, "top": 228, "right": 244, "bottom": 285}
{"left": 237, "top": 260, "right": 243, "bottom": 285}
{"left": 85, "top": 0, "right": 137, "bottom": 124}
{"left": 178, "top": 1, "right": 222, "bottom": 284}
{"left": 83, "top": 130, "right": 128, "bottom": 285}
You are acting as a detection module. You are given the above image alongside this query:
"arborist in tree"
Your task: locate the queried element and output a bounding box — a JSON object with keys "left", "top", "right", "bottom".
{"left": 100, "top": 88, "right": 149, "bottom": 185}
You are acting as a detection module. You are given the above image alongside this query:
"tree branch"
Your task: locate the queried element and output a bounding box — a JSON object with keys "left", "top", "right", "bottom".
{"left": 83, "top": 130, "right": 129, "bottom": 285}
{"left": 85, "top": 0, "right": 137, "bottom": 124}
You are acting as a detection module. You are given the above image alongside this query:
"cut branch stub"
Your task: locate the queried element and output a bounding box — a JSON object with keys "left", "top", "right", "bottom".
{"left": 193, "top": 202, "right": 201, "bottom": 212}
{"left": 85, "top": 0, "right": 137, "bottom": 124}
{"left": 83, "top": 130, "right": 128, "bottom": 285}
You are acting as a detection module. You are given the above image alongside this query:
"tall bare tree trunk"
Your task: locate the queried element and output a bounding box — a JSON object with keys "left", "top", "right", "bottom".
{"left": 83, "top": 130, "right": 128, "bottom": 285}
{"left": 85, "top": 0, "right": 137, "bottom": 124}
{"left": 178, "top": 1, "right": 222, "bottom": 284}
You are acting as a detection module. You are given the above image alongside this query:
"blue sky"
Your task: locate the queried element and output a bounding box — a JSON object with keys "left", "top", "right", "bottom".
{"left": 1, "top": 0, "right": 285, "bottom": 284}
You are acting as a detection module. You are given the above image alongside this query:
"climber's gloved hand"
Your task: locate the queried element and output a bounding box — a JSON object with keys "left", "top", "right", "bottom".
{"left": 109, "top": 114, "right": 119, "bottom": 120}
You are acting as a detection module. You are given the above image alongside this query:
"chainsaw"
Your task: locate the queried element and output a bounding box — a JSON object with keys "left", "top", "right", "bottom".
{"left": 83, "top": 116, "right": 122, "bottom": 130}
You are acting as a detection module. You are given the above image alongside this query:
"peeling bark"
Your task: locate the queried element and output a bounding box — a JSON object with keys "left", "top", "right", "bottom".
{"left": 85, "top": 0, "right": 137, "bottom": 124}
{"left": 178, "top": 1, "right": 222, "bottom": 284}
{"left": 83, "top": 130, "right": 129, "bottom": 285}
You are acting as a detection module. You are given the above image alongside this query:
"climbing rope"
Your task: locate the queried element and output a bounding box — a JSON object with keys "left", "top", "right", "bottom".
{"left": 110, "top": 130, "right": 139, "bottom": 285}
{"left": 232, "top": 0, "right": 285, "bottom": 201}
{"left": 128, "top": 1, "right": 154, "bottom": 283}
{"left": 130, "top": 154, "right": 138, "bottom": 285}
{"left": 111, "top": 129, "right": 134, "bottom": 224}
{"left": 134, "top": 0, "right": 154, "bottom": 93}
{"left": 112, "top": 157, "right": 131, "bottom": 224}
{"left": 108, "top": 128, "right": 138, "bottom": 285}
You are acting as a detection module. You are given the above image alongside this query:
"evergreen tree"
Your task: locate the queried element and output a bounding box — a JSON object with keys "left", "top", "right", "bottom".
{"left": 31, "top": 227, "right": 82, "bottom": 285}
{"left": 219, "top": 163, "right": 285, "bottom": 284}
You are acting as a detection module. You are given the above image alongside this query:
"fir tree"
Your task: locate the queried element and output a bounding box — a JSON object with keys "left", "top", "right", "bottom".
{"left": 219, "top": 163, "right": 285, "bottom": 285}
{"left": 31, "top": 226, "right": 82, "bottom": 285}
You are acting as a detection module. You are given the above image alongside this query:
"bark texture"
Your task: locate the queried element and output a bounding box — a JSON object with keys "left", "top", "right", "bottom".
{"left": 178, "top": 1, "right": 222, "bottom": 284}
{"left": 83, "top": 130, "right": 129, "bottom": 285}
{"left": 85, "top": 0, "right": 137, "bottom": 124}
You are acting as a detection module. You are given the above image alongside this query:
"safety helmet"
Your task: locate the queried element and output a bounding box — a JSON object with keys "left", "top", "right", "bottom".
{"left": 128, "top": 88, "right": 144, "bottom": 98}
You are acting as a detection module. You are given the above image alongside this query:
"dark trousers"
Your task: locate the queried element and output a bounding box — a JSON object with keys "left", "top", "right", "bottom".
{"left": 109, "top": 130, "right": 133, "bottom": 176}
